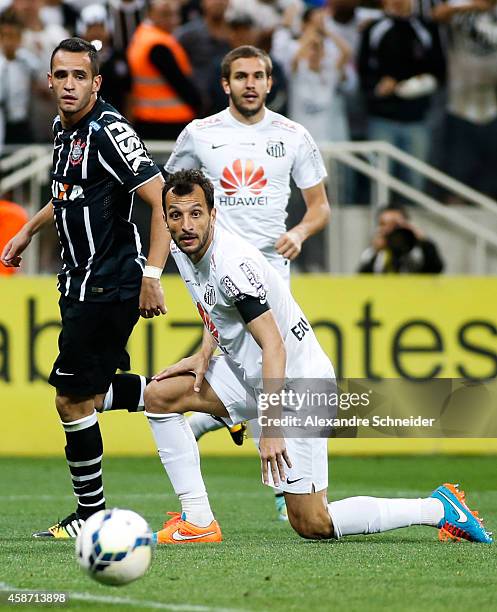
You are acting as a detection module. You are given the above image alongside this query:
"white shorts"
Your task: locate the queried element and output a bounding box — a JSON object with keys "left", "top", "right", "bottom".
{"left": 204, "top": 355, "right": 329, "bottom": 495}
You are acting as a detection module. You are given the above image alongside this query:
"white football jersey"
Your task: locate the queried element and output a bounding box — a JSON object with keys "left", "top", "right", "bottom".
{"left": 171, "top": 226, "right": 332, "bottom": 384}
{"left": 165, "top": 108, "right": 327, "bottom": 264}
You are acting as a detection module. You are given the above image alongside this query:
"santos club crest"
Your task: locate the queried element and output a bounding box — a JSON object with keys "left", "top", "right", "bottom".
{"left": 204, "top": 283, "right": 216, "bottom": 306}
{"left": 266, "top": 140, "right": 285, "bottom": 158}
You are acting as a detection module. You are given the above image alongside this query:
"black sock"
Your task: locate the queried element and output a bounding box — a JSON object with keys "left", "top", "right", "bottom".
{"left": 62, "top": 411, "right": 105, "bottom": 520}
{"left": 102, "top": 373, "right": 150, "bottom": 412}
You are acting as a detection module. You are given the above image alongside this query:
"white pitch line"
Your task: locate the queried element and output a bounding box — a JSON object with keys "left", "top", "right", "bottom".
{"left": 0, "top": 583, "right": 249, "bottom": 612}
{"left": 0, "top": 492, "right": 264, "bottom": 501}
{"left": 4, "top": 489, "right": 493, "bottom": 503}
{"left": 0, "top": 490, "right": 421, "bottom": 502}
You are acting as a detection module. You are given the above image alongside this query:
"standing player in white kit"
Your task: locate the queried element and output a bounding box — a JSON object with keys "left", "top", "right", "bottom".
{"left": 165, "top": 45, "right": 330, "bottom": 285}
{"left": 164, "top": 45, "right": 331, "bottom": 519}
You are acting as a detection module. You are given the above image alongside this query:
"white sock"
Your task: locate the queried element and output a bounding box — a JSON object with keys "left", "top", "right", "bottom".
{"left": 146, "top": 411, "right": 214, "bottom": 527}
{"left": 137, "top": 375, "right": 146, "bottom": 409}
{"left": 102, "top": 385, "right": 113, "bottom": 411}
{"left": 328, "top": 496, "right": 444, "bottom": 538}
{"left": 188, "top": 413, "right": 224, "bottom": 440}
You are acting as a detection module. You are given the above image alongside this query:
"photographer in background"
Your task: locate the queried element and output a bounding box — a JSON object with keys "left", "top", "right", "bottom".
{"left": 358, "top": 204, "right": 444, "bottom": 273}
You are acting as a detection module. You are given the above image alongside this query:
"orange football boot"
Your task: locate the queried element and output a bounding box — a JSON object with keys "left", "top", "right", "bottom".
{"left": 153, "top": 512, "right": 223, "bottom": 544}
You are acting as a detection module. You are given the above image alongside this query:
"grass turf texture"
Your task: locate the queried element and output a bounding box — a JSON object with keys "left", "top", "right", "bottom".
{"left": 0, "top": 456, "right": 496, "bottom": 612}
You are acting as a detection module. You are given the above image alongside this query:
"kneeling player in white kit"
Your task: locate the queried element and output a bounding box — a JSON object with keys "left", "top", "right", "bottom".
{"left": 144, "top": 169, "right": 492, "bottom": 545}
{"left": 165, "top": 44, "right": 331, "bottom": 521}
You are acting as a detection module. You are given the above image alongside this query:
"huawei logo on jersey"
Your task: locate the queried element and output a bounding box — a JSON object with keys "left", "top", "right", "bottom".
{"left": 220, "top": 160, "right": 267, "bottom": 196}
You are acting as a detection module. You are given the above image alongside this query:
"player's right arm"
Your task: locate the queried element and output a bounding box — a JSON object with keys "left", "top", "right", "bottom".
{"left": 218, "top": 255, "right": 291, "bottom": 485}
{"left": 246, "top": 310, "right": 291, "bottom": 487}
{"left": 0, "top": 199, "right": 53, "bottom": 267}
{"left": 95, "top": 117, "right": 167, "bottom": 318}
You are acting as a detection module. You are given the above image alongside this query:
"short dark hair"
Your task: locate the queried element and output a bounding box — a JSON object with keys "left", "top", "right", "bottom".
{"left": 163, "top": 169, "right": 215, "bottom": 214}
{"left": 50, "top": 38, "right": 100, "bottom": 76}
{"left": 377, "top": 203, "right": 409, "bottom": 220}
{"left": 221, "top": 45, "right": 272, "bottom": 80}
{"left": 0, "top": 9, "right": 23, "bottom": 30}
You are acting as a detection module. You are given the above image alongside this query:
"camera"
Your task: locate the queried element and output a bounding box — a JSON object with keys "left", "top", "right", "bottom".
{"left": 385, "top": 226, "right": 417, "bottom": 256}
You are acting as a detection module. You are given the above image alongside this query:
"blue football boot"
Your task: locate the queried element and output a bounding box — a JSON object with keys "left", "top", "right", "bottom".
{"left": 431, "top": 483, "right": 493, "bottom": 543}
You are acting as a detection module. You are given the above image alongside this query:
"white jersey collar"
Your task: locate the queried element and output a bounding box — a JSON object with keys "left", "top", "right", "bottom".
{"left": 224, "top": 107, "right": 271, "bottom": 130}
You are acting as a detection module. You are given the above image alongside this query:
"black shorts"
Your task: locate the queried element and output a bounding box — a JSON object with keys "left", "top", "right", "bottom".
{"left": 48, "top": 295, "right": 140, "bottom": 396}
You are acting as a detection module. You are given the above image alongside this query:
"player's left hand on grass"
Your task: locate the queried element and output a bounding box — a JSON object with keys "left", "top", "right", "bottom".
{"left": 139, "top": 277, "right": 167, "bottom": 318}
{"left": 275, "top": 229, "right": 303, "bottom": 260}
{"left": 259, "top": 434, "right": 292, "bottom": 487}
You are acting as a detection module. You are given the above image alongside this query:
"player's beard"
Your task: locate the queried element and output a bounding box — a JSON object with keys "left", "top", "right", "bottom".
{"left": 230, "top": 91, "right": 267, "bottom": 118}
{"left": 175, "top": 221, "right": 213, "bottom": 259}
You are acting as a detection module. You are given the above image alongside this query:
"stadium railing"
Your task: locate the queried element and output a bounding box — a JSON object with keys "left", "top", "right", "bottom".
{"left": 1, "top": 141, "right": 497, "bottom": 274}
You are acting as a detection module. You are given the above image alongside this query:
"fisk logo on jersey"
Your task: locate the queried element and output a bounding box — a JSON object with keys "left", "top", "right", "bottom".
{"left": 106, "top": 121, "right": 152, "bottom": 173}
{"left": 52, "top": 181, "right": 84, "bottom": 201}
{"left": 219, "top": 160, "right": 268, "bottom": 207}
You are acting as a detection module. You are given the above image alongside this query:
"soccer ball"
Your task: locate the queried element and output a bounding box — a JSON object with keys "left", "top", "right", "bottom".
{"left": 75, "top": 508, "right": 153, "bottom": 586}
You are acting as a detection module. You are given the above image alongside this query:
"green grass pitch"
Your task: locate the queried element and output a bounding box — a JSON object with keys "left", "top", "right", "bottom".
{"left": 1, "top": 455, "right": 496, "bottom": 611}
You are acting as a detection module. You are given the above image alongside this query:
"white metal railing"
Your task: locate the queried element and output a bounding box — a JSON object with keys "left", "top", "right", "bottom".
{"left": 1, "top": 140, "right": 497, "bottom": 274}
{"left": 320, "top": 141, "right": 497, "bottom": 273}
{"left": 320, "top": 141, "right": 497, "bottom": 214}
{"left": 322, "top": 143, "right": 497, "bottom": 273}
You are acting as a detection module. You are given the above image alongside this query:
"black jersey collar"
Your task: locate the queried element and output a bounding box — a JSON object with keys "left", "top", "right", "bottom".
{"left": 60, "top": 97, "right": 105, "bottom": 132}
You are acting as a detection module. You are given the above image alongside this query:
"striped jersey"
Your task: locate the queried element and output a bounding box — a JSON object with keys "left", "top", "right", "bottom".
{"left": 51, "top": 98, "right": 161, "bottom": 302}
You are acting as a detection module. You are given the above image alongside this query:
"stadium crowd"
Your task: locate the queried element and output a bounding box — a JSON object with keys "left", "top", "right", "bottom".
{"left": 0, "top": 0, "right": 497, "bottom": 199}
{"left": 0, "top": 0, "right": 497, "bottom": 197}
{"left": 0, "top": 0, "right": 493, "bottom": 277}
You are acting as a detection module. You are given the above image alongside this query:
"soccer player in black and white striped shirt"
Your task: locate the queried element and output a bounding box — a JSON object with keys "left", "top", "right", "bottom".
{"left": 1, "top": 38, "right": 169, "bottom": 538}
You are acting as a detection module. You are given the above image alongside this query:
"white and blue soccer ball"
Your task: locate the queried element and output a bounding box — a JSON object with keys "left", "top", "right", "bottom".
{"left": 75, "top": 508, "right": 153, "bottom": 586}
